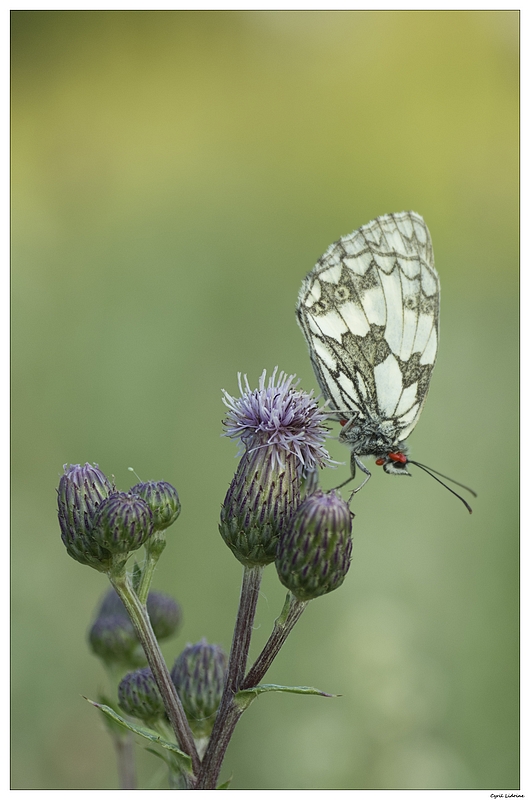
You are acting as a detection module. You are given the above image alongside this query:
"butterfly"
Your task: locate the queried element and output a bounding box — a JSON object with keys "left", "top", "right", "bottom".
{"left": 296, "top": 211, "right": 475, "bottom": 512}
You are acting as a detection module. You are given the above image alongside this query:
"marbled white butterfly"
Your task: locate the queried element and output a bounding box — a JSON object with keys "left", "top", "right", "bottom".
{"left": 297, "top": 211, "right": 475, "bottom": 512}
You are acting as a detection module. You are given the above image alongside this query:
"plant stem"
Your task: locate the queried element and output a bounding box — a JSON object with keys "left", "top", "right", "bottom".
{"left": 109, "top": 570, "right": 200, "bottom": 782}
{"left": 112, "top": 732, "right": 137, "bottom": 789}
{"left": 136, "top": 531, "right": 167, "bottom": 605}
{"left": 196, "top": 564, "right": 263, "bottom": 789}
{"left": 241, "top": 593, "right": 307, "bottom": 689}
{"left": 136, "top": 550, "right": 158, "bottom": 605}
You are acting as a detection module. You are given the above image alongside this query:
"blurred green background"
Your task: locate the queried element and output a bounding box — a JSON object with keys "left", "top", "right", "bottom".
{"left": 11, "top": 10, "right": 518, "bottom": 790}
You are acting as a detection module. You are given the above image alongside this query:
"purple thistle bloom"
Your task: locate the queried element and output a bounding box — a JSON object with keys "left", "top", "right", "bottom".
{"left": 222, "top": 368, "right": 332, "bottom": 472}
{"left": 220, "top": 369, "right": 332, "bottom": 567}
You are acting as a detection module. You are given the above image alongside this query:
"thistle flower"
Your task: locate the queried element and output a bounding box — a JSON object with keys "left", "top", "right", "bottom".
{"left": 97, "top": 587, "right": 182, "bottom": 642}
{"left": 57, "top": 463, "right": 116, "bottom": 571}
{"left": 145, "top": 591, "right": 182, "bottom": 640}
{"left": 170, "top": 640, "right": 227, "bottom": 739}
{"left": 129, "top": 480, "right": 181, "bottom": 532}
{"left": 222, "top": 368, "right": 330, "bottom": 470}
{"left": 275, "top": 489, "right": 353, "bottom": 601}
{"left": 88, "top": 614, "right": 145, "bottom": 667}
{"left": 219, "top": 368, "right": 332, "bottom": 566}
{"left": 91, "top": 492, "right": 153, "bottom": 555}
{"left": 118, "top": 667, "right": 166, "bottom": 725}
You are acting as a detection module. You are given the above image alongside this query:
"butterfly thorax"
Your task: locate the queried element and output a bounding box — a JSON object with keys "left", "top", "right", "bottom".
{"left": 338, "top": 416, "right": 411, "bottom": 475}
{"left": 338, "top": 415, "right": 402, "bottom": 456}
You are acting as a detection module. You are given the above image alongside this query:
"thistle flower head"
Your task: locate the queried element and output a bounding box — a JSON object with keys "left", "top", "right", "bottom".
{"left": 57, "top": 463, "right": 116, "bottom": 571}
{"left": 118, "top": 667, "right": 165, "bottom": 724}
{"left": 170, "top": 639, "right": 227, "bottom": 739}
{"left": 220, "top": 369, "right": 332, "bottom": 567}
{"left": 88, "top": 614, "right": 145, "bottom": 667}
{"left": 145, "top": 591, "right": 182, "bottom": 640}
{"left": 222, "top": 368, "right": 331, "bottom": 471}
{"left": 275, "top": 489, "right": 353, "bottom": 601}
{"left": 129, "top": 480, "right": 181, "bottom": 532}
{"left": 91, "top": 492, "right": 153, "bottom": 555}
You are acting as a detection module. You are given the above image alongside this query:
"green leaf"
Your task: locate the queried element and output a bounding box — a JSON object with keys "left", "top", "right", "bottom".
{"left": 234, "top": 683, "right": 337, "bottom": 711}
{"left": 144, "top": 746, "right": 173, "bottom": 767}
{"left": 95, "top": 694, "right": 130, "bottom": 739}
{"left": 84, "top": 697, "right": 193, "bottom": 774}
{"left": 217, "top": 776, "right": 233, "bottom": 789}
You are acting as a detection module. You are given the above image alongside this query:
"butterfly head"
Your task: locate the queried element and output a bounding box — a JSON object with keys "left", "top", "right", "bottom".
{"left": 375, "top": 450, "right": 411, "bottom": 476}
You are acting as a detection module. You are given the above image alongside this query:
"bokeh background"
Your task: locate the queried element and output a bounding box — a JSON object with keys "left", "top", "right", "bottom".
{"left": 11, "top": 10, "right": 518, "bottom": 790}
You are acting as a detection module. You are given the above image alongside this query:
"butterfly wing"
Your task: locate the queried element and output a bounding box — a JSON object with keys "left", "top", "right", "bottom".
{"left": 296, "top": 211, "right": 440, "bottom": 443}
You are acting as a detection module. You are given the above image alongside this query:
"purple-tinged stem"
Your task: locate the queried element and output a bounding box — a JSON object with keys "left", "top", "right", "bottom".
{"left": 196, "top": 565, "right": 263, "bottom": 789}
{"left": 241, "top": 592, "right": 307, "bottom": 690}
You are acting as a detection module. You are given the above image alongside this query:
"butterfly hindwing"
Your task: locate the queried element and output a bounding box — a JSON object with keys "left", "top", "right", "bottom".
{"left": 296, "top": 211, "right": 440, "bottom": 457}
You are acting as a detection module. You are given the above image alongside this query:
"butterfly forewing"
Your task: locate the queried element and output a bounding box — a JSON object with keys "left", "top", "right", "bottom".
{"left": 296, "top": 211, "right": 440, "bottom": 465}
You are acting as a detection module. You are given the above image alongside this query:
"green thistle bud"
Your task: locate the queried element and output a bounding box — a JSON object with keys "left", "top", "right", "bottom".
{"left": 118, "top": 667, "right": 165, "bottom": 724}
{"left": 57, "top": 463, "right": 115, "bottom": 571}
{"left": 91, "top": 492, "right": 153, "bottom": 555}
{"left": 146, "top": 591, "right": 182, "bottom": 640}
{"left": 220, "top": 370, "right": 332, "bottom": 567}
{"left": 275, "top": 489, "right": 353, "bottom": 601}
{"left": 88, "top": 614, "right": 145, "bottom": 667}
{"left": 129, "top": 481, "right": 181, "bottom": 532}
{"left": 97, "top": 587, "right": 182, "bottom": 642}
{"left": 220, "top": 445, "right": 300, "bottom": 567}
{"left": 170, "top": 639, "right": 227, "bottom": 738}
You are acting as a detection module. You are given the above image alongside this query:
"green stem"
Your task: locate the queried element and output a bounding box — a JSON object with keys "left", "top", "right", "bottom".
{"left": 108, "top": 570, "right": 200, "bottom": 782}
{"left": 136, "top": 551, "right": 158, "bottom": 605}
{"left": 241, "top": 593, "right": 307, "bottom": 689}
{"left": 137, "top": 533, "right": 166, "bottom": 605}
{"left": 102, "top": 662, "right": 137, "bottom": 789}
{"left": 112, "top": 731, "right": 137, "bottom": 789}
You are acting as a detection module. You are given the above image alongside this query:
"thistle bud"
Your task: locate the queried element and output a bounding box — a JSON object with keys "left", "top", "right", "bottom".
{"left": 91, "top": 492, "right": 153, "bottom": 555}
{"left": 129, "top": 481, "right": 181, "bottom": 532}
{"left": 146, "top": 591, "right": 182, "bottom": 640}
{"left": 118, "top": 667, "right": 165, "bottom": 724}
{"left": 275, "top": 489, "right": 353, "bottom": 601}
{"left": 170, "top": 639, "right": 227, "bottom": 738}
{"left": 88, "top": 614, "right": 145, "bottom": 667}
{"left": 220, "top": 445, "right": 300, "bottom": 567}
{"left": 96, "top": 587, "right": 182, "bottom": 642}
{"left": 57, "top": 463, "right": 115, "bottom": 571}
{"left": 220, "top": 369, "right": 332, "bottom": 567}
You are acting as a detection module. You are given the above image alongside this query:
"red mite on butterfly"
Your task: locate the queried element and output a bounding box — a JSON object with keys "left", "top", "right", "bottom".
{"left": 375, "top": 452, "right": 407, "bottom": 466}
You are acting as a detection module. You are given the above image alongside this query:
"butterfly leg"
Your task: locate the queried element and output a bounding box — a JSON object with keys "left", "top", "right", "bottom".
{"left": 350, "top": 454, "right": 371, "bottom": 494}
{"left": 334, "top": 453, "right": 372, "bottom": 496}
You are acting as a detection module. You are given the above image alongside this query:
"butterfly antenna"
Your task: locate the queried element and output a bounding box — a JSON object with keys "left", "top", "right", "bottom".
{"left": 408, "top": 461, "right": 477, "bottom": 496}
{"left": 408, "top": 460, "right": 474, "bottom": 514}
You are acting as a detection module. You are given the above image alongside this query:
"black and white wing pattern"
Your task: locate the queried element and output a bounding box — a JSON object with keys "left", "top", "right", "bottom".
{"left": 296, "top": 211, "right": 440, "bottom": 478}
